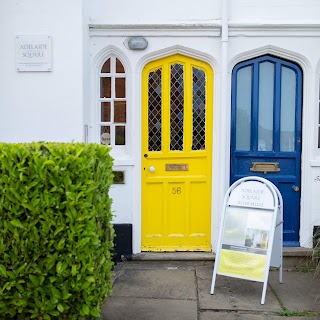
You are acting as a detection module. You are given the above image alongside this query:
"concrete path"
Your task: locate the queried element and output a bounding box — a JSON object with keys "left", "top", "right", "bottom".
{"left": 102, "top": 261, "right": 320, "bottom": 320}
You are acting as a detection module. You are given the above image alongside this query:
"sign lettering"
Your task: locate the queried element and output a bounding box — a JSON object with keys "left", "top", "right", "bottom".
{"left": 16, "top": 35, "right": 52, "bottom": 72}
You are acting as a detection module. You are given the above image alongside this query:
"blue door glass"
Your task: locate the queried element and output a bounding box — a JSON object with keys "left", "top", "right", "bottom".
{"left": 231, "top": 55, "right": 302, "bottom": 246}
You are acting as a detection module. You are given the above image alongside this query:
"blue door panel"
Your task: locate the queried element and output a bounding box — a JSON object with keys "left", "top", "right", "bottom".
{"left": 231, "top": 154, "right": 298, "bottom": 177}
{"left": 230, "top": 55, "right": 302, "bottom": 246}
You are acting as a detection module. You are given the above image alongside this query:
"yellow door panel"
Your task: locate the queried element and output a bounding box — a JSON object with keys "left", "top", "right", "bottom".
{"left": 142, "top": 54, "right": 213, "bottom": 252}
{"left": 145, "top": 182, "right": 164, "bottom": 247}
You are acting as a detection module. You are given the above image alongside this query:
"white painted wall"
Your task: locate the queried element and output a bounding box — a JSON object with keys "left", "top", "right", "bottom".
{"left": 89, "top": 32, "right": 320, "bottom": 250}
{"left": 2, "top": 0, "right": 320, "bottom": 251}
{"left": 89, "top": 33, "right": 221, "bottom": 253}
{"left": 229, "top": 0, "right": 320, "bottom": 21}
{"left": 0, "top": 0, "right": 84, "bottom": 142}
{"left": 86, "top": 0, "right": 221, "bottom": 25}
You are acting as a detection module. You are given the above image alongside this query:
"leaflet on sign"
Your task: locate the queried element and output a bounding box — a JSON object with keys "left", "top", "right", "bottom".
{"left": 222, "top": 206, "right": 273, "bottom": 254}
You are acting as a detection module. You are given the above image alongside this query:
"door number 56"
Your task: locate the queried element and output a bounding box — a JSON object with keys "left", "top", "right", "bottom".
{"left": 172, "top": 187, "right": 181, "bottom": 194}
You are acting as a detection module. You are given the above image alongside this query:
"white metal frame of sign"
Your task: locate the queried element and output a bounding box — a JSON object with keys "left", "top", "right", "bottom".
{"left": 210, "top": 176, "right": 283, "bottom": 305}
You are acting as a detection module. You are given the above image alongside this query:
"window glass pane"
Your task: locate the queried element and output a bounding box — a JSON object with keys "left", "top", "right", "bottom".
{"left": 170, "top": 64, "right": 184, "bottom": 151}
{"left": 236, "top": 66, "right": 252, "bottom": 150}
{"left": 101, "top": 102, "right": 111, "bottom": 122}
{"left": 116, "top": 58, "right": 125, "bottom": 73}
{"left": 100, "top": 126, "right": 111, "bottom": 145}
{"left": 100, "top": 77, "right": 111, "bottom": 98}
{"left": 115, "top": 78, "right": 126, "bottom": 98}
{"left": 192, "top": 67, "right": 206, "bottom": 150}
{"left": 148, "top": 69, "right": 162, "bottom": 151}
{"left": 101, "top": 59, "right": 110, "bottom": 73}
{"left": 115, "top": 126, "right": 125, "bottom": 145}
{"left": 258, "top": 62, "right": 274, "bottom": 151}
{"left": 114, "top": 101, "right": 126, "bottom": 123}
{"left": 280, "top": 67, "right": 296, "bottom": 152}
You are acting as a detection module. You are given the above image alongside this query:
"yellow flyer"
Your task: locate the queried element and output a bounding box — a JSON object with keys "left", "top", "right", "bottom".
{"left": 218, "top": 249, "right": 266, "bottom": 281}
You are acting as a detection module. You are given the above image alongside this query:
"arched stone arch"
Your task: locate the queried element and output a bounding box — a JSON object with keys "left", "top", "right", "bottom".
{"left": 93, "top": 45, "right": 131, "bottom": 75}
{"left": 137, "top": 45, "right": 218, "bottom": 74}
{"left": 229, "top": 45, "right": 311, "bottom": 75}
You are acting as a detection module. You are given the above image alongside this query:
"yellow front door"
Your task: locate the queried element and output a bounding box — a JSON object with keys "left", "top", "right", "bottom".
{"left": 142, "top": 54, "right": 213, "bottom": 251}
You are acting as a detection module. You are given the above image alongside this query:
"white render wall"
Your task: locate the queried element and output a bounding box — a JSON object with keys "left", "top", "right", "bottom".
{"left": 86, "top": 0, "right": 221, "bottom": 25}
{"left": 229, "top": 0, "right": 320, "bottom": 21}
{"left": 86, "top": 0, "right": 320, "bottom": 25}
{"left": 86, "top": 0, "right": 320, "bottom": 249}
{"left": 2, "top": 0, "right": 320, "bottom": 251}
{"left": 0, "top": 0, "right": 84, "bottom": 142}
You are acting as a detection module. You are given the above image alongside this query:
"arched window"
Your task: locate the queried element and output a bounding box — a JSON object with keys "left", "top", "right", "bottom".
{"left": 99, "top": 56, "right": 126, "bottom": 147}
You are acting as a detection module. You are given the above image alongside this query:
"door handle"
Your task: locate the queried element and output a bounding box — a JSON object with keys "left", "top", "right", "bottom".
{"left": 149, "top": 166, "right": 155, "bottom": 173}
{"left": 292, "top": 185, "right": 299, "bottom": 192}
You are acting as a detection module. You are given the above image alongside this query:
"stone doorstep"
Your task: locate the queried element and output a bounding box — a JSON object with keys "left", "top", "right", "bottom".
{"left": 125, "top": 248, "right": 313, "bottom": 269}
{"left": 131, "top": 247, "right": 312, "bottom": 261}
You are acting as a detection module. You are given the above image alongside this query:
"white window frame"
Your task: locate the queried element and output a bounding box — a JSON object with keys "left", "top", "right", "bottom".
{"left": 98, "top": 55, "right": 127, "bottom": 154}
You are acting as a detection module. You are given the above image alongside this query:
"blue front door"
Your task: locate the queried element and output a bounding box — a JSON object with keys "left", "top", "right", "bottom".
{"left": 230, "top": 55, "right": 302, "bottom": 246}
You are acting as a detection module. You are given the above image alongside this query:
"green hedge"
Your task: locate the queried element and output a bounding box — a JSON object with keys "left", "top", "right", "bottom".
{"left": 0, "top": 142, "right": 114, "bottom": 319}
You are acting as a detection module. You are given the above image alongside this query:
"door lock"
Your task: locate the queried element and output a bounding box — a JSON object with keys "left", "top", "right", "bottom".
{"left": 149, "top": 166, "right": 155, "bottom": 173}
{"left": 292, "top": 185, "right": 300, "bottom": 192}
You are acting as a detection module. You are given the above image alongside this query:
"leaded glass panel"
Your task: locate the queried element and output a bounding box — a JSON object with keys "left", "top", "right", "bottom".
{"left": 192, "top": 68, "right": 206, "bottom": 150}
{"left": 148, "top": 69, "right": 162, "bottom": 151}
{"left": 170, "top": 64, "right": 184, "bottom": 151}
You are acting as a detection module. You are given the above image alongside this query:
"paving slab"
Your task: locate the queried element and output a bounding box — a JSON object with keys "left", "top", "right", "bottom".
{"left": 102, "top": 297, "right": 197, "bottom": 320}
{"left": 196, "top": 265, "right": 214, "bottom": 280}
{"left": 112, "top": 268, "right": 197, "bottom": 300}
{"left": 269, "top": 271, "right": 320, "bottom": 312}
{"left": 200, "top": 311, "right": 320, "bottom": 320}
{"left": 198, "top": 277, "right": 280, "bottom": 312}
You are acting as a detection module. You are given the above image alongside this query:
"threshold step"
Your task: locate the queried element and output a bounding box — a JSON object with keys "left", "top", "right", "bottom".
{"left": 131, "top": 248, "right": 312, "bottom": 262}
{"left": 132, "top": 252, "right": 215, "bottom": 261}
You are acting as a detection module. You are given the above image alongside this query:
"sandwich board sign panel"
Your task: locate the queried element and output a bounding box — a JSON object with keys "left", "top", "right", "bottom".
{"left": 210, "top": 176, "right": 283, "bottom": 304}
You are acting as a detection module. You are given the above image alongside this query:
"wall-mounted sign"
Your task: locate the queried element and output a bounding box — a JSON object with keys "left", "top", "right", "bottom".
{"left": 16, "top": 35, "right": 52, "bottom": 72}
